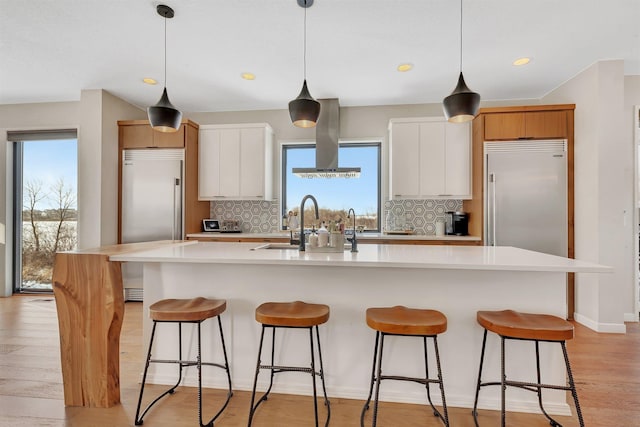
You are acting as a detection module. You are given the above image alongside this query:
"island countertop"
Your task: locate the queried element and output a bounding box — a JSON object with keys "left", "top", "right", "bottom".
{"left": 110, "top": 241, "right": 610, "bottom": 273}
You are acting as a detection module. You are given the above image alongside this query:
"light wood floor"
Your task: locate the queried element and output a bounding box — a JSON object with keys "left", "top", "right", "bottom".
{"left": 0, "top": 295, "right": 638, "bottom": 426}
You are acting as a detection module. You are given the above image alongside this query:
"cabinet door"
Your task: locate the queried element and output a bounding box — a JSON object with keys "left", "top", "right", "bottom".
{"left": 419, "top": 122, "right": 446, "bottom": 196}
{"left": 120, "top": 125, "right": 153, "bottom": 149}
{"left": 525, "top": 111, "right": 567, "bottom": 138}
{"left": 198, "top": 128, "right": 221, "bottom": 199}
{"left": 218, "top": 129, "right": 240, "bottom": 197}
{"left": 484, "top": 112, "right": 525, "bottom": 140}
{"left": 444, "top": 122, "right": 471, "bottom": 197}
{"left": 239, "top": 127, "right": 265, "bottom": 198}
{"left": 390, "top": 122, "right": 420, "bottom": 198}
{"left": 154, "top": 125, "right": 185, "bottom": 148}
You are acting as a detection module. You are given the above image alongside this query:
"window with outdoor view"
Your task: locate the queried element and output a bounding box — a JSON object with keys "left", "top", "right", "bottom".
{"left": 10, "top": 130, "right": 78, "bottom": 292}
{"left": 282, "top": 142, "right": 381, "bottom": 232}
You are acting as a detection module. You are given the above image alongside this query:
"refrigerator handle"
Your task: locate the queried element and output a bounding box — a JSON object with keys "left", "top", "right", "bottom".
{"left": 489, "top": 173, "right": 497, "bottom": 246}
{"left": 173, "top": 178, "right": 180, "bottom": 240}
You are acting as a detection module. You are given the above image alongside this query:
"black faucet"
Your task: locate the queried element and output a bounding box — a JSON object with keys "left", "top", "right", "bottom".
{"left": 347, "top": 208, "right": 358, "bottom": 253}
{"left": 299, "top": 194, "right": 319, "bottom": 251}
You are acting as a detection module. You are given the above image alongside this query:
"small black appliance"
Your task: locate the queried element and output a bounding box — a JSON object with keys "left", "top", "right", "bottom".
{"left": 445, "top": 211, "right": 469, "bottom": 236}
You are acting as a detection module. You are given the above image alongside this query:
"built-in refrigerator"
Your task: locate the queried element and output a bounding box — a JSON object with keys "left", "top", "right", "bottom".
{"left": 121, "top": 148, "right": 184, "bottom": 301}
{"left": 484, "top": 140, "right": 567, "bottom": 257}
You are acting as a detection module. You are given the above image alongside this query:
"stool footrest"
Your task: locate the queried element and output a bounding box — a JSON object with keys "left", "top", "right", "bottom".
{"left": 259, "top": 364, "right": 320, "bottom": 375}
{"left": 150, "top": 359, "right": 229, "bottom": 371}
{"left": 379, "top": 374, "right": 442, "bottom": 386}
{"left": 480, "top": 380, "right": 572, "bottom": 392}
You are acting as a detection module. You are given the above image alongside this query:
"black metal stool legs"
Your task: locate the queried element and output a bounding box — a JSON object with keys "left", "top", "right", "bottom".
{"left": 430, "top": 335, "right": 449, "bottom": 426}
{"left": 472, "top": 329, "right": 488, "bottom": 426}
{"left": 314, "top": 325, "right": 331, "bottom": 426}
{"left": 472, "top": 332, "right": 584, "bottom": 427}
{"left": 135, "top": 318, "right": 233, "bottom": 427}
{"left": 248, "top": 325, "right": 330, "bottom": 427}
{"left": 361, "top": 332, "right": 449, "bottom": 427}
{"left": 135, "top": 321, "right": 184, "bottom": 425}
{"left": 360, "top": 331, "right": 380, "bottom": 427}
{"left": 562, "top": 341, "right": 585, "bottom": 427}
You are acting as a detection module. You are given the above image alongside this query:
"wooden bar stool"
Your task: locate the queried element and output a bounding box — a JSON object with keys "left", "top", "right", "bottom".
{"left": 134, "top": 297, "right": 233, "bottom": 427}
{"left": 361, "top": 306, "right": 449, "bottom": 427}
{"left": 472, "top": 310, "right": 583, "bottom": 427}
{"left": 248, "top": 301, "right": 331, "bottom": 427}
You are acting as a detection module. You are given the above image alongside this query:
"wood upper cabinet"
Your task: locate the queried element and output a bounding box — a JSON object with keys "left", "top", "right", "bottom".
{"left": 198, "top": 123, "right": 274, "bottom": 200}
{"left": 118, "top": 121, "right": 185, "bottom": 148}
{"left": 389, "top": 117, "right": 471, "bottom": 199}
{"left": 484, "top": 110, "right": 567, "bottom": 140}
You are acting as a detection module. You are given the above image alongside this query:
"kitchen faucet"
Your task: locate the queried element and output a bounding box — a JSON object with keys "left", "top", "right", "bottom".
{"left": 347, "top": 208, "right": 358, "bottom": 253}
{"left": 299, "top": 194, "right": 319, "bottom": 251}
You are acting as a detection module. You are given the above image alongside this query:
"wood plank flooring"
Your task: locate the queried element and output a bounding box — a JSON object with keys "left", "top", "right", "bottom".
{"left": 0, "top": 295, "right": 638, "bottom": 426}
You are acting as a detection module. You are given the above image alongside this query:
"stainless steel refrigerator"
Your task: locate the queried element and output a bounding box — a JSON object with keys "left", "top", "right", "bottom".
{"left": 121, "top": 148, "right": 184, "bottom": 300}
{"left": 484, "top": 140, "right": 567, "bottom": 257}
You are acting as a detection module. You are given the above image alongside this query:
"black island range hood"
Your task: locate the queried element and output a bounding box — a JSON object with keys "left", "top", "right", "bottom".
{"left": 292, "top": 98, "right": 361, "bottom": 178}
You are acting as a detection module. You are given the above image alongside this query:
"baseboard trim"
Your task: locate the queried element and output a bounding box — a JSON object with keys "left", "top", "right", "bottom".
{"left": 574, "top": 312, "right": 627, "bottom": 333}
{"left": 624, "top": 312, "right": 639, "bottom": 322}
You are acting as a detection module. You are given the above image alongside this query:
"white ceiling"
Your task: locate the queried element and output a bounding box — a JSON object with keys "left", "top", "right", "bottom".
{"left": 1, "top": 0, "right": 639, "bottom": 113}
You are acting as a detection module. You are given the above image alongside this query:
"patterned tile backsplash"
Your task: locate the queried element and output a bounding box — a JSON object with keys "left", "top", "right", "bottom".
{"left": 211, "top": 200, "right": 280, "bottom": 233}
{"left": 211, "top": 199, "right": 463, "bottom": 235}
{"left": 384, "top": 199, "right": 463, "bottom": 235}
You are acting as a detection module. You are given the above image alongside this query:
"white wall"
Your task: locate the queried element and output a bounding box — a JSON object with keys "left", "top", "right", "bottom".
{"left": 543, "top": 60, "right": 633, "bottom": 332}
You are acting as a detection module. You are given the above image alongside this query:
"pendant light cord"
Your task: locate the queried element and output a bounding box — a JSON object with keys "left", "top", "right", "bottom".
{"left": 303, "top": 1, "right": 307, "bottom": 80}
{"left": 459, "top": 0, "right": 463, "bottom": 73}
{"left": 164, "top": 12, "right": 168, "bottom": 87}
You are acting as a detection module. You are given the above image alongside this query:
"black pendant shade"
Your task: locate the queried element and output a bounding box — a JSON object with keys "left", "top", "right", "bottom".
{"left": 148, "top": 87, "right": 183, "bottom": 132}
{"left": 289, "top": 80, "right": 321, "bottom": 128}
{"left": 147, "top": 4, "right": 182, "bottom": 133}
{"left": 443, "top": 72, "right": 480, "bottom": 123}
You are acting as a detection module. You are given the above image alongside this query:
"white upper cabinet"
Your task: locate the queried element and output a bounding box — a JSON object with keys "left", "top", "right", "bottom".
{"left": 389, "top": 117, "right": 471, "bottom": 199}
{"left": 198, "top": 123, "right": 274, "bottom": 200}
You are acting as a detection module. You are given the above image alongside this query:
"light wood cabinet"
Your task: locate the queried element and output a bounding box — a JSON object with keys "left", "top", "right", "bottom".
{"left": 117, "top": 119, "right": 209, "bottom": 237}
{"left": 118, "top": 121, "right": 185, "bottom": 148}
{"left": 198, "top": 123, "right": 274, "bottom": 200}
{"left": 389, "top": 118, "right": 471, "bottom": 199}
{"left": 484, "top": 110, "right": 567, "bottom": 140}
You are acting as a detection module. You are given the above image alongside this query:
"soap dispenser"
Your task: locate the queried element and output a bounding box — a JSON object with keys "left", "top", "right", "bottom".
{"left": 317, "top": 222, "right": 329, "bottom": 247}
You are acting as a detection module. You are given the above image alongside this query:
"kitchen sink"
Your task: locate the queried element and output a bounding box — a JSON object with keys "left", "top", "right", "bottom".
{"left": 251, "top": 243, "right": 299, "bottom": 251}
{"left": 251, "top": 243, "right": 353, "bottom": 252}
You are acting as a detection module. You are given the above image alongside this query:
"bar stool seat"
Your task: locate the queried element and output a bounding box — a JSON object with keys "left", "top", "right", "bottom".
{"left": 361, "top": 306, "right": 449, "bottom": 427}
{"left": 135, "top": 297, "right": 232, "bottom": 427}
{"left": 473, "top": 309, "right": 583, "bottom": 427}
{"left": 366, "top": 305, "right": 447, "bottom": 335}
{"left": 477, "top": 310, "right": 574, "bottom": 341}
{"left": 256, "top": 300, "right": 330, "bottom": 327}
{"left": 249, "top": 301, "right": 331, "bottom": 427}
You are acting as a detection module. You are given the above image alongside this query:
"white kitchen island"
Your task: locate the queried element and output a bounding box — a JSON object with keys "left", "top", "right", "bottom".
{"left": 111, "top": 241, "right": 609, "bottom": 416}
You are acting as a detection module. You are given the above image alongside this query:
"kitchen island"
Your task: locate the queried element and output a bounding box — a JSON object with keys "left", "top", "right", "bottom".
{"left": 107, "top": 241, "right": 609, "bottom": 416}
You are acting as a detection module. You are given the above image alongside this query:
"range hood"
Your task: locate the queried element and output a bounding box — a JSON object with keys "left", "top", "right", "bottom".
{"left": 292, "top": 99, "right": 361, "bottom": 178}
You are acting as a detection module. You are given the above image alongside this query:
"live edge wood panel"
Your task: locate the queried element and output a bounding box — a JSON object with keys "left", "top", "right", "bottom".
{"left": 463, "top": 104, "right": 576, "bottom": 318}
{"left": 117, "top": 120, "right": 210, "bottom": 239}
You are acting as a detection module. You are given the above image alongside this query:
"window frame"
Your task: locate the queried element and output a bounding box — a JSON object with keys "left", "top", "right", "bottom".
{"left": 281, "top": 140, "right": 382, "bottom": 232}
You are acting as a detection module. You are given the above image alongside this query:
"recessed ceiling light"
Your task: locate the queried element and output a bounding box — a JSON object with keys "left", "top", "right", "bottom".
{"left": 397, "top": 63, "right": 413, "bottom": 72}
{"left": 143, "top": 77, "right": 157, "bottom": 85}
{"left": 241, "top": 72, "right": 256, "bottom": 80}
{"left": 513, "top": 57, "right": 531, "bottom": 66}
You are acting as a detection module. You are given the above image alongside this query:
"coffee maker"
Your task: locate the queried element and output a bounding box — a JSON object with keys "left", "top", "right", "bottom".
{"left": 445, "top": 211, "right": 469, "bottom": 236}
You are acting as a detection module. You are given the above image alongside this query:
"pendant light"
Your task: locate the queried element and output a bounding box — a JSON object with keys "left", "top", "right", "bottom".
{"left": 288, "top": 0, "right": 320, "bottom": 128}
{"left": 147, "top": 4, "right": 182, "bottom": 133}
{"left": 442, "top": 0, "right": 480, "bottom": 123}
